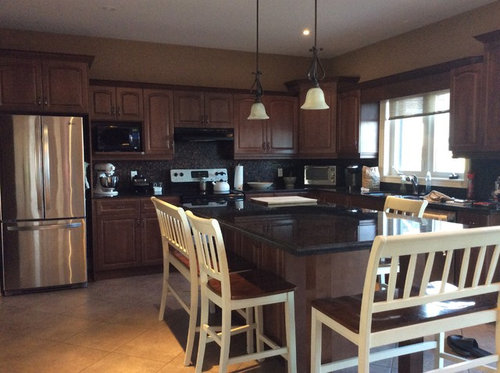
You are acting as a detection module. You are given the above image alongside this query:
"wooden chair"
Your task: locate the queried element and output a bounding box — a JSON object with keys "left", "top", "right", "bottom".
{"left": 151, "top": 197, "right": 199, "bottom": 366}
{"left": 186, "top": 210, "right": 297, "bottom": 373}
{"left": 311, "top": 226, "right": 500, "bottom": 373}
{"left": 151, "top": 197, "right": 254, "bottom": 366}
{"left": 383, "top": 195, "right": 428, "bottom": 217}
{"left": 378, "top": 196, "right": 430, "bottom": 288}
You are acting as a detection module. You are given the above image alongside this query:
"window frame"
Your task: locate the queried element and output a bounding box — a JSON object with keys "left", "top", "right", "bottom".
{"left": 379, "top": 90, "right": 468, "bottom": 189}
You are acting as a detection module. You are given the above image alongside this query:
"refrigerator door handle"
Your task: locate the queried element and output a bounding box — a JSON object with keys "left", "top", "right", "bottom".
{"left": 42, "top": 121, "right": 51, "bottom": 212}
{"left": 6, "top": 222, "right": 82, "bottom": 231}
{"left": 35, "top": 117, "right": 44, "bottom": 217}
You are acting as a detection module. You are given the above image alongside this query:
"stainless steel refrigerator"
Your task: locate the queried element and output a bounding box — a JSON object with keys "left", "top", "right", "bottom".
{"left": 0, "top": 115, "right": 87, "bottom": 294}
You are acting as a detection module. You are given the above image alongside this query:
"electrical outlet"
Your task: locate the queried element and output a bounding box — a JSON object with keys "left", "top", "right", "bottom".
{"left": 277, "top": 168, "right": 283, "bottom": 177}
{"left": 130, "top": 170, "right": 138, "bottom": 180}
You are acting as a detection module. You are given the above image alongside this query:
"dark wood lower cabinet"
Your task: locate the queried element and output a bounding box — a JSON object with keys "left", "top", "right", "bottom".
{"left": 93, "top": 196, "right": 179, "bottom": 279}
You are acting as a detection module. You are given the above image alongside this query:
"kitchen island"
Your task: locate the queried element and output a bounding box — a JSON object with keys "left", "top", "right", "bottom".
{"left": 192, "top": 200, "right": 465, "bottom": 372}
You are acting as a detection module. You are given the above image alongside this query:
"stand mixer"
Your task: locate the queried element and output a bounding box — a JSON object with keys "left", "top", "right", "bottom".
{"left": 94, "top": 163, "right": 119, "bottom": 197}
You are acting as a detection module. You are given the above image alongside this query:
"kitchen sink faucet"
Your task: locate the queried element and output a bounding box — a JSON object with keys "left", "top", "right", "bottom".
{"left": 407, "top": 175, "right": 419, "bottom": 195}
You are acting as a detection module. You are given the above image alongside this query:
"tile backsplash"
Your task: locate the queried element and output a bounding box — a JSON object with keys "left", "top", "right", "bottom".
{"left": 93, "top": 141, "right": 377, "bottom": 192}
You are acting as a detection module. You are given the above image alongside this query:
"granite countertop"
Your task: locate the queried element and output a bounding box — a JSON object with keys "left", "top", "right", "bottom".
{"left": 312, "top": 188, "right": 500, "bottom": 215}
{"left": 191, "top": 201, "right": 465, "bottom": 256}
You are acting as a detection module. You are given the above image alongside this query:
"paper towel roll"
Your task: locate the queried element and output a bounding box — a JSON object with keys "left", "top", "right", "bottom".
{"left": 234, "top": 164, "right": 244, "bottom": 191}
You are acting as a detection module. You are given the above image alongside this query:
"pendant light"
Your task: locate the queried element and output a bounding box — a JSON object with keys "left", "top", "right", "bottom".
{"left": 247, "top": 0, "right": 269, "bottom": 120}
{"left": 301, "top": 0, "right": 329, "bottom": 110}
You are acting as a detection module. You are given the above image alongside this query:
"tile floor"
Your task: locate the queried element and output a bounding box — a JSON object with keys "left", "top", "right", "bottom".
{"left": 0, "top": 272, "right": 496, "bottom": 372}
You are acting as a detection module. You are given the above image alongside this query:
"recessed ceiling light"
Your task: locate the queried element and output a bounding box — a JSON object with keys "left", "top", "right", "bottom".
{"left": 302, "top": 29, "right": 311, "bottom": 36}
{"left": 100, "top": 6, "right": 117, "bottom": 12}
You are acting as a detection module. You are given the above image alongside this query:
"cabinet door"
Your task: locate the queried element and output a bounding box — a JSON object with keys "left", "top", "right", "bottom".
{"left": 482, "top": 44, "right": 500, "bottom": 151}
{"left": 90, "top": 85, "right": 116, "bottom": 120}
{"left": 94, "top": 200, "right": 141, "bottom": 271}
{"left": 337, "top": 90, "right": 360, "bottom": 158}
{"left": 234, "top": 94, "right": 267, "bottom": 158}
{"left": 0, "top": 56, "right": 42, "bottom": 112}
{"left": 141, "top": 215, "right": 163, "bottom": 265}
{"left": 205, "top": 92, "right": 233, "bottom": 128}
{"left": 116, "top": 87, "right": 143, "bottom": 121}
{"left": 42, "top": 59, "right": 89, "bottom": 113}
{"left": 265, "top": 96, "right": 298, "bottom": 156}
{"left": 143, "top": 89, "right": 174, "bottom": 158}
{"left": 449, "top": 63, "right": 484, "bottom": 155}
{"left": 298, "top": 83, "right": 338, "bottom": 158}
{"left": 174, "top": 90, "right": 204, "bottom": 127}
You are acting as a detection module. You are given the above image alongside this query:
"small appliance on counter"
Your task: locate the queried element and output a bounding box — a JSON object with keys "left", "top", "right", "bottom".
{"left": 304, "top": 165, "right": 336, "bottom": 186}
{"left": 345, "top": 164, "right": 361, "bottom": 193}
{"left": 170, "top": 168, "right": 244, "bottom": 208}
{"left": 132, "top": 174, "right": 153, "bottom": 194}
{"left": 94, "top": 162, "right": 119, "bottom": 197}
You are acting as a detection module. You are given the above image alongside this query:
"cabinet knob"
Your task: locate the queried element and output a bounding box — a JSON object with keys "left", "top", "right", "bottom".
{"left": 111, "top": 106, "right": 115, "bottom": 115}
{"left": 117, "top": 107, "right": 121, "bottom": 116}
{"left": 205, "top": 115, "right": 209, "bottom": 125}
{"left": 262, "top": 142, "right": 266, "bottom": 150}
{"left": 44, "top": 99, "right": 48, "bottom": 106}
{"left": 37, "top": 97, "right": 42, "bottom": 105}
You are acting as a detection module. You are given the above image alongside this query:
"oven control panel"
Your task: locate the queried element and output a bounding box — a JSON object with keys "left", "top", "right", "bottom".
{"left": 170, "top": 168, "right": 228, "bottom": 183}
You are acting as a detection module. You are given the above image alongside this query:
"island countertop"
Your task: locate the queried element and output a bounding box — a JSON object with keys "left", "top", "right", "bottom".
{"left": 191, "top": 201, "right": 465, "bottom": 256}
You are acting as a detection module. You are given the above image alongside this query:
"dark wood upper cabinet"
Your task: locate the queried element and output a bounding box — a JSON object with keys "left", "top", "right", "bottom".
{"left": 337, "top": 90, "right": 360, "bottom": 158}
{"left": 90, "top": 85, "right": 143, "bottom": 121}
{"left": 475, "top": 31, "right": 500, "bottom": 152}
{"left": 0, "top": 50, "right": 91, "bottom": 114}
{"left": 234, "top": 94, "right": 298, "bottom": 159}
{"left": 449, "top": 63, "right": 484, "bottom": 156}
{"left": 174, "top": 91, "right": 233, "bottom": 128}
{"left": 143, "top": 88, "right": 174, "bottom": 159}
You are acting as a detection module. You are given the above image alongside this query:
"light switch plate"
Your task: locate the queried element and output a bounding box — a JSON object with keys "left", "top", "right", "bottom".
{"left": 277, "top": 168, "right": 283, "bottom": 177}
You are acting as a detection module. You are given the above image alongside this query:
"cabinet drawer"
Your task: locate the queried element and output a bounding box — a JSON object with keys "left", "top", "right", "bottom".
{"left": 455, "top": 211, "right": 490, "bottom": 227}
{"left": 94, "top": 199, "right": 140, "bottom": 216}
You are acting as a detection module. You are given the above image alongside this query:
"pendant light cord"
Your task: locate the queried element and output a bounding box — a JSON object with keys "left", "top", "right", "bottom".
{"left": 307, "top": 0, "right": 326, "bottom": 87}
{"left": 250, "top": 0, "right": 264, "bottom": 101}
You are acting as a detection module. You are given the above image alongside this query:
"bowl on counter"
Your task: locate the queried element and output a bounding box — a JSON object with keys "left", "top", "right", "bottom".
{"left": 247, "top": 182, "right": 273, "bottom": 190}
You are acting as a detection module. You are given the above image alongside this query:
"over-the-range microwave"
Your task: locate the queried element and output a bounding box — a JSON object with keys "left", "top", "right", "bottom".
{"left": 94, "top": 123, "right": 142, "bottom": 152}
{"left": 304, "top": 165, "right": 336, "bottom": 186}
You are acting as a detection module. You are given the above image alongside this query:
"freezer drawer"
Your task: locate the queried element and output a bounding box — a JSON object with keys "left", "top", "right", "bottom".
{"left": 1, "top": 219, "right": 87, "bottom": 293}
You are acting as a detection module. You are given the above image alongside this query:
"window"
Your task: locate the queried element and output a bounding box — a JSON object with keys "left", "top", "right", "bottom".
{"left": 380, "top": 90, "right": 467, "bottom": 187}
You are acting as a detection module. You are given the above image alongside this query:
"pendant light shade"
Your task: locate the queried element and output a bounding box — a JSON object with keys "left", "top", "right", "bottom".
{"left": 247, "top": 0, "right": 269, "bottom": 120}
{"left": 301, "top": 0, "right": 329, "bottom": 110}
{"left": 248, "top": 101, "right": 269, "bottom": 120}
{"left": 301, "top": 87, "right": 329, "bottom": 110}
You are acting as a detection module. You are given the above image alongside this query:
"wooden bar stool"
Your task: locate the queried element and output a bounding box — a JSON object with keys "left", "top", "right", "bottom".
{"left": 151, "top": 197, "right": 253, "bottom": 366}
{"left": 311, "top": 226, "right": 500, "bottom": 373}
{"left": 186, "top": 210, "right": 297, "bottom": 373}
{"left": 379, "top": 196, "right": 430, "bottom": 289}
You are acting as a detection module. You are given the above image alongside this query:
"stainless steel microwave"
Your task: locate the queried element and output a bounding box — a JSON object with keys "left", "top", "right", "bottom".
{"left": 304, "top": 165, "right": 337, "bottom": 186}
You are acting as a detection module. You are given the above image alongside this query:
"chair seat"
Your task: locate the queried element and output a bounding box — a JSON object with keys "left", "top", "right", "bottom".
{"left": 312, "top": 291, "right": 497, "bottom": 334}
{"left": 170, "top": 246, "right": 253, "bottom": 274}
{"left": 208, "top": 269, "right": 296, "bottom": 300}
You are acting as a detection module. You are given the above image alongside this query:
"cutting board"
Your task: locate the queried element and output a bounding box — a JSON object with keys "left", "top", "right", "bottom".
{"left": 250, "top": 196, "right": 318, "bottom": 207}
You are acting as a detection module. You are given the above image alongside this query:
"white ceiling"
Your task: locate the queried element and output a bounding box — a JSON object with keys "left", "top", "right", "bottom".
{"left": 0, "top": 0, "right": 496, "bottom": 58}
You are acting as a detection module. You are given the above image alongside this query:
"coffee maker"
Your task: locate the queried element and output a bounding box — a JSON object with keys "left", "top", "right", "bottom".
{"left": 94, "top": 163, "right": 119, "bottom": 197}
{"left": 345, "top": 164, "right": 361, "bottom": 193}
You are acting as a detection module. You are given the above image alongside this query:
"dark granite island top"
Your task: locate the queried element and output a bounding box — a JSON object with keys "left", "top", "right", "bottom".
{"left": 190, "top": 200, "right": 466, "bottom": 372}
{"left": 191, "top": 201, "right": 465, "bottom": 256}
